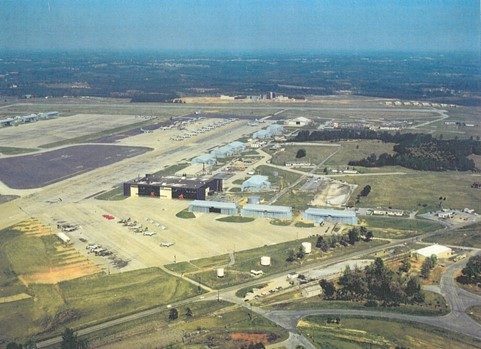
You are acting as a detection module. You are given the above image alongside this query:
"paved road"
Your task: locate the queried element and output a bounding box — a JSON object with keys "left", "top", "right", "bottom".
{"left": 35, "top": 221, "right": 479, "bottom": 348}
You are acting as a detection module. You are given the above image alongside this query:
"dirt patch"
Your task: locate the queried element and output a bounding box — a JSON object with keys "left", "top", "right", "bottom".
{"left": 311, "top": 181, "right": 353, "bottom": 207}
{"left": 19, "top": 263, "right": 101, "bottom": 285}
{"left": 230, "top": 332, "right": 269, "bottom": 344}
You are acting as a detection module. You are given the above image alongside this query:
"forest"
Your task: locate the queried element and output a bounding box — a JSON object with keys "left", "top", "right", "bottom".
{"left": 292, "top": 129, "right": 481, "bottom": 171}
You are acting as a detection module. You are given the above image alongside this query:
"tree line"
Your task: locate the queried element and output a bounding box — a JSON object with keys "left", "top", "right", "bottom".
{"left": 319, "top": 257, "right": 425, "bottom": 306}
{"left": 291, "top": 129, "right": 481, "bottom": 171}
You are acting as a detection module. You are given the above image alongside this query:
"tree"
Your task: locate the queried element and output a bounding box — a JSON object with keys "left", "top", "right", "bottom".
{"left": 405, "top": 276, "right": 424, "bottom": 303}
{"left": 347, "top": 227, "right": 360, "bottom": 245}
{"left": 460, "top": 255, "right": 481, "bottom": 283}
{"left": 420, "top": 258, "right": 433, "bottom": 279}
{"left": 364, "top": 231, "right": 374, "bottom": 242}
{"left": 169, "top": 308, "right": 179, "bottom": 321}
{"left": 296, "top": 148, "right": 306, "bottom": 158}
{"left": 6, "top": 343, "right": 23, "bottom": 349}
{"left": 286, "top": 249, "right": 296, "bottom": 262}
{"left": 61, "top": 328, "right": 88, "bottom": 349}
{"left": 185, "top": 307, "right": 193, "bottom": 318}
{"left": 399, "top": 258, "right": 411, "bottom": 273}
{"left": 316, "top": 236, "right": 329, "bottom": 252}
{"left": 296, "top": 246, "right": 305, "bottom": 259}
{"left": 359, "top": 185, "right": 371, "bottom": 197}
{"left": 319, "top": 279, "right": 336, "bottom": 299}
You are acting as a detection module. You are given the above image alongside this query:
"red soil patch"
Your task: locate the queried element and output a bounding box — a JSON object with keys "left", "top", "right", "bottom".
{"left": 230, "top": 332, "right": 269, "bottom": 344}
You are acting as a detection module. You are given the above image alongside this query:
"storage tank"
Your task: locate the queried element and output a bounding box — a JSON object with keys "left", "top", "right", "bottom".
{"left": 260, "top": 256, "right": 271, "bottom": 266}
{"left": 302, "top": 242, "right": 312, "bottom": 254}
{"left": 248, "top": 196, "right": 261, "bottom": 205}
{"left": 216, "top": 268, "right": 225, "bottom": 278}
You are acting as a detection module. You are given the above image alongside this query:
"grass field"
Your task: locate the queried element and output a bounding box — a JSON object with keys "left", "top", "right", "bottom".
{"left": 95, "top": 186, "right": 126, "bottom": 201}
{"left": 468, "top": 306, "right": 481, "bottom": 325}
{"left": 166, "top": 237, "right": 387, "bottom": 289}
{"left": 0, "top": 146, "right": 38, "bottom": 155}
{"left": 0, "top": 225, "right": 199, "bottom": 342}
{"left": 269, "top": 290, "right": 449, "bottom": 316}
{"left": 323, "top": 140, "right": 396, "bottom": 167}
{"left": 343, "top": 171, "right": 481, "bottom": 212}
{"left": 0, "top": 267, "right": 199, "bottom": 341}
{"left": 176, "top": 209, "right": 196, "bottom": 219}
{"left": 83, "top": 301, "right": 286, "bottom": 348}
{"left": 268, "top": 145, "right": 337, "bottom": 166}
{"left": 425, "top": 222, "right": 481, "bottom": 248}
{"left": 299, "top": 316, "right": 481, "bottom": 349}
{"left": 216, "top": 216, "right": 255, "bottom": 223}
{"left": 255, "top": 165, "right": 302, "bottom": 187}
{"left": 359, "top": 216, "right": 444, "bottom": 239}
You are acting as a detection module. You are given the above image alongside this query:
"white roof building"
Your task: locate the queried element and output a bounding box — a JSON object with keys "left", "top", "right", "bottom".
{"left": 414, "top": 244, "right": 452, "bottom": 259}
{"left": 285, "top": 116, "right": 312, "bottom": 127}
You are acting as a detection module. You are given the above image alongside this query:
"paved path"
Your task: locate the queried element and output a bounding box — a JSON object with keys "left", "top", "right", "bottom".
{"left": 35, "top": 219, "right": 481, "bottom": 348}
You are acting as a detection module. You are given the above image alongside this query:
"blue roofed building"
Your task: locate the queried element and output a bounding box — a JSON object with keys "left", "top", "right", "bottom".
{"left": 303, "top": 207, "right": 357, "bottom": 225}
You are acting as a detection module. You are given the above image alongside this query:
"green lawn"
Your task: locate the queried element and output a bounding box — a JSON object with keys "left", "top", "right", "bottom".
{"left": 94, "top": 186, "right": 126, "bottom": 201}
{"left": 294, "top": 221, "right": 315, "bottom": 228}
{"left": 299, "top": 315, "right": 481, "bottom": 349}
{"left": 0, "top": 146, "right": 38, "bottom": 155}
{"left": 343, "top": 170, "right": 481, "bottom": 212}
{"left": 268, "top": 145, "right": 337, "bottom": 166}
{"left": 216, "top": 216, "right": 255, "bottom": 223}
{"left": 324, "top": 140, "right": 396, "bottom": 167}
{"left": 255, "top": 165, "right": 302, "bottom": 187}
{"left": 176, "top": 209, "right": 196, "bottom": 219}
{"left": 0, "top": 226, "right": 199, "bottom": 342}
{"left": 269, "top": 290, "right": 448, "bottom": 316}
{"left": 166, "top": 238, "right": 387, "bottom": 289}
{"left": 359, "top": 216, "right": 444, "bottom": 239}
{"left": 424, "top": 222, "right": 481, "bottom": 248}
{"left": 0, "top": 268, "right": 199, "bottom": 342}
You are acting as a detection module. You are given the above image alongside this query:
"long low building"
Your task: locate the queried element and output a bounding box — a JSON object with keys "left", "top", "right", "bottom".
{"left": 303, "top": 207, "right": 357, "bottom": 225}
{"left": 188, "top": 200, "right": 237, "bottom": 215}
{"left": 123, "top": 175, "right": 222, "bottom": 200}
{"left": 414, "top": 244, "right": 453, "bottom": 259}
{"left": 241, "top": 204, "right": 292, "bottom": 220}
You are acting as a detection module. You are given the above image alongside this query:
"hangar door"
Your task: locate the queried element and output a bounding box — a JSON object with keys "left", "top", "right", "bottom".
{"left": 209, "top": 206, "right": 221, "bottom": 213}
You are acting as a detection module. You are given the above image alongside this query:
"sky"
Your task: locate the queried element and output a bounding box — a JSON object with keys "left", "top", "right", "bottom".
{"left": 1, "top": 0, "right": 479, "bottom": 53}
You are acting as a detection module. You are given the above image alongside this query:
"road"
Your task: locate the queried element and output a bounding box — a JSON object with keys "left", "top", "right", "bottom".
{"left": 35, "top": 219, "right": 481, "bottom": 348}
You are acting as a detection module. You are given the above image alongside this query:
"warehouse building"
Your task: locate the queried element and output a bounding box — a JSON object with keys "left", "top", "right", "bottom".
{"left": 123, "top": 175, "right": 222, "bottom": 200}
{"left": 210, "top": 141, "right": 246, "bottom": 158}
{"left": 192, "top": 154, "right": 217, "bottom": 165}
{"left": 241, "top": 204, "right": 292, "bottom": 220}
{"left": 241, "top": 175, "right": 271, "bottom": 192}
{"left": 188, "top": 200, "right": 237, "bottom": 215}
{"left": 252, "top": 124, "right": 284, "bottom": 139}
{"left": 303, "top": 207, "right": 358, "bottom": 225}
{"left": 285, "top": 116, "right": 312, "bottom": 127}
{"left": 414, "top": 244, "right": 452, "bottom": 259}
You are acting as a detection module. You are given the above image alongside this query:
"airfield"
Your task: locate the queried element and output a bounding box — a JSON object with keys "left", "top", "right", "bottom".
{"left": 1, "top": 96, "right": 481, "bottom": 347}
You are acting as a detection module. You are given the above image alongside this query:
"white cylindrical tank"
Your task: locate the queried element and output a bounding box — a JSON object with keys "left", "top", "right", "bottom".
{"left": 260, "top": 256, "right": 271, "bottom": 266}
{"left": 216, "top": 268, "right": 225, "bottom": 278}
{"left": 302, "top": 242, "right": 312, "bottom": 254}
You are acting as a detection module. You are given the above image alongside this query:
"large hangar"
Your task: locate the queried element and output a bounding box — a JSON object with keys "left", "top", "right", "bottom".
{"left": 241, "top": 204, "right": 292, "bottom": 220}
{"left": 303, "top": 207, "right": 357, "bottom": 225}
{"left": 188, "top": 200, "right": 237, "bottom": 215}
{"left": 123, "top": 175, "right": 223, "bottom": 200}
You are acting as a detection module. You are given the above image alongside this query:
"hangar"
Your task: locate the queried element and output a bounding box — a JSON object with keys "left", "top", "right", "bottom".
{"left": 188, "top": 200, "right": 237, "bottom": 215}
{"left": 241, "top": 204, "right": 292, "bottom": 220}
{"left": 192, "top": 154, "right": 217, "bottom": 165}
{"left": 303, "top": 207, "right": 358, "bottom": 225}
{"left": 241, "top": 175, "right": 271, "bottom": 192}
{"left": 123, "top": 175, "right": 223, "bottom": 200}
{"left": 414, "top": 244, "right": 452, "bottom": 259}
